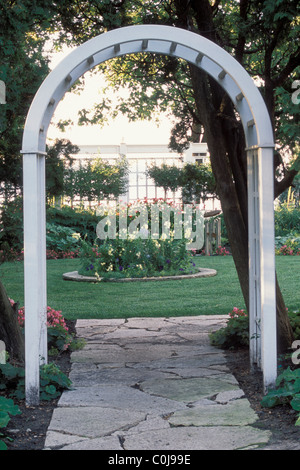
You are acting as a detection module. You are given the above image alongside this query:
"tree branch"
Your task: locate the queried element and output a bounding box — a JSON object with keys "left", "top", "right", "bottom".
{"left": 273, "top": 48, "right": 300, "bottom": 87}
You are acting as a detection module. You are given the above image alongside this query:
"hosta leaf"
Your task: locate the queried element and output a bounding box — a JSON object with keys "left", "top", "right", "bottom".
{"left": 291, "top": 395, "right": 300, "bottom": 412}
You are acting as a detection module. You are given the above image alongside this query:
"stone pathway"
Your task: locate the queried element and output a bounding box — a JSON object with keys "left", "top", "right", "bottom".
{"left": 44, "top": 316, "right": 272, "bottom": 450}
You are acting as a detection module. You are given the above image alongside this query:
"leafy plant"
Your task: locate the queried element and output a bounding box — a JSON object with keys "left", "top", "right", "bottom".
{"left": 288, "top": 309, "right": 300, "bottom": 340}
{"left": 274, "top": 205, "right": 300, "bottom": 237}
{"left": 0, "top": 362, "right": 25, "bottom": 400}
{"left": 78, "top": 236, "right": 196, "bottom": 280}
{"left": 12, "top": 299, "right": 74, "bottom": 354}
{"left": 0, "top": 361, "right": 71, "bottom": 402}
{"left": 0, "top": 197, "right": 23, "bottom": 253}
{"left": 209, "top": 308, "right": 249, "bottom": 350}
{"left": 261, "top": 367, "right": 300, "bottom": 426}
{"left": 39, "top": 363, "right": 72, "bottom": 401}
{"left": 46, "top": 204, "right": 99, "bottom": 244}
{"left": 46, "top": 222, "right": 81, "bottom": 253}
{"left": 275, "top": 233, "right": 300, "bottom": 255}
{"left": 210, "top": 306, "right": 300, "bottom": 351}
{"left": 0, "top": 396, "right": 21, "bottom": 450}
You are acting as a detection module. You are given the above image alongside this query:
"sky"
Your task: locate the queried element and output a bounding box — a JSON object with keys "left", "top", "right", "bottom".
{"left": 46, "top": 45, "right": 173, "bottom": 146}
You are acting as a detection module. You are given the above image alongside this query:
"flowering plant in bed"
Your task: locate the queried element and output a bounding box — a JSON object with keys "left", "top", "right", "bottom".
{"left": 10, "top": 299, "right": 73, "bottom": 355}
{"left": 78, "top": 236, "right": 198, "bottom": 280}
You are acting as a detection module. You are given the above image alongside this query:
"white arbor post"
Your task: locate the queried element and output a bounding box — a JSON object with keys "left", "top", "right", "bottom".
{"left": 21, "top": 24, "right": 278, "bottom": 405}
{"left": 247, "top": 147, "right": 261, "bottom": 370}
{"left": 247, "top": 146, "right": 277, "bottom": 391}
{"left": 23, "top": 152, "right": 47, "bottom": 405}
{"left": 258, "top": 146, "right": 277, "bottom": 391}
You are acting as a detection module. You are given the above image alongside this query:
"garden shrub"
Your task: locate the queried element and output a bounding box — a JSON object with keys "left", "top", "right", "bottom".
{"left": 14, "top": 300, "right": 74, "bottom": 355}
{"left": 214, "top": 245, "right": 230, "bottom": 256}
{"left": 78, "top": 236, "right": 197, "bottom": 279}
{"left": 209, "top": 307, "right": 300, "bottom": 350}
{"left": 0, "top": 361, "right": 71, "bottom": 402}
{"left": 275, "top": 234, "right": 300, "bottom": 255}
{"left": 275, "top": 205, "right": 300, "bottom": 237}
{"left": 261, "top": 367, "right": 300, "bottom": 426}
{"left": 46, "top": 222, "right": 81, "bottom": 254}
{"left": 289, "top": 309, "right": 300, "bottom": 340}
{"left": 46, "top": 205, "right": 98, "bottom": 244}
{"left": 0, "top": 197, "right": 23, "bottom": 253}
{"left": 209, "top": 308, "right": 249, "bottom": 350}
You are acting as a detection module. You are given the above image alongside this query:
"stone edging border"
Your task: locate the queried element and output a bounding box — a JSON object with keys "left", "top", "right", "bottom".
{"left": 62, "top": 268, "right": 217, "bottom": 283}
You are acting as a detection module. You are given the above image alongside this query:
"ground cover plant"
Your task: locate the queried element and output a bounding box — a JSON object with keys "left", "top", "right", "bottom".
{"left": 0, "top": 396, "right": 21, "bottom": 450}
{"left": 261, "top": 366, "right": 300, "bottom": 426}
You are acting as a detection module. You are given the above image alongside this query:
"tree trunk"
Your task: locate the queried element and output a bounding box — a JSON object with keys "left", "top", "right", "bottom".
{"left": 0, "top": 280, "right": 24, "bottom": 363}
{"left": 188, "top": 61, "right": 294, "bottom": 352}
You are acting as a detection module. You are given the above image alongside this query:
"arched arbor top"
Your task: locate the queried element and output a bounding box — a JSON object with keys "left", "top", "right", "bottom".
{"left": 22, "top": 24, "right": 274, "bottom": 156}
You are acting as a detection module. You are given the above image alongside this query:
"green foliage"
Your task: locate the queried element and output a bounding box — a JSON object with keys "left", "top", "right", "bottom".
{"left": 275, "top": 205, "right": 300, "bottom": 236}
{"left": 0, "top": 0, "right": 56, "bottom": 200}
{"left": 0, "top": 396, "right": 21, "bottom": 450}
{"left": 63, "top": 156, "right": 128, "bottom": 204}
{"left": 146, "top": 163, "right": 182, "bottom": 197}
{"left": 274, "top": 203, "right": 300, "bottom": 255}
{"left": 209, "top": 308, "right": 249, "bottom": 350}
{"left": 90, "top": 156, "right": 128, "bottom": 201}
{"left": 210, "top": 307, "right": 300, "bottom": 351}
{"left": 46, "top": 139, "right": 79, "bottom": 200}
{"left": 0, "top": 201, "right": 100, "bottom": 256}
{"left": 145, "top": 162, "right": 217, "bottom": 203}
{"left": 46, "top": 222, "right": 81, "bottom": 253}
{"left": 261, "top": 367, "right": 300, "bottom": 426}
{"left": 275, "top": 234, "right": 300, "bottom": 255}
{"left": 39, "top": 363, "right": 72, "bottom": 401}
{"left": 289, "top": 310, "right": 300, "bottom": 340}
{"left": 79, "top": 236, "right": 196, "bottom": 280}
{"left": 0, "top": 197, "right": 23, "bottom": 253}
{"left": 46, "top": 205, "right": 99, "bottom": 245}
{"left": 0, "top": 361, "right": 71, "bottom": 402}
{"left": 0, "top": 362, "right": 25, "bottom": 400}
{"left": 181, "top": 163, "right": 217, "bottom": 204}
{"left": 47, "top": 326, "right": 71, "bottom": 356}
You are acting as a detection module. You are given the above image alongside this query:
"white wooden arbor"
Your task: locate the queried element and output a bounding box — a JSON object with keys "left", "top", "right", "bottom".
{"left": 21, "top": 25, "right": 277, "bottom": 405}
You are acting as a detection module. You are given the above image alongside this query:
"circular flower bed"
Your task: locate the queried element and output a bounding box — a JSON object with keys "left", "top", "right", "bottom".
{"left": 77, "top": 237, "right": 200, "bottom": 281}
{"left": 63, "top": 236, "right": 217, "bottom": 282}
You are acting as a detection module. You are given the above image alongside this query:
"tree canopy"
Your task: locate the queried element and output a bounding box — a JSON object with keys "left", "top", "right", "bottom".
{"left": 0, "top": 0, "right": 64, "bottom": 200}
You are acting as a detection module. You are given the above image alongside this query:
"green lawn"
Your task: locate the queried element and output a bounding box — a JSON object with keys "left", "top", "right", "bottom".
{"left": 0, "top": 255, "right": 298, "bottom": 320}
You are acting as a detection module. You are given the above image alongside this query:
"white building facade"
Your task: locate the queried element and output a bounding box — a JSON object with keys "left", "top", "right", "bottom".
{"left": 70, "top": 141, "right": 220, "bottom": 210}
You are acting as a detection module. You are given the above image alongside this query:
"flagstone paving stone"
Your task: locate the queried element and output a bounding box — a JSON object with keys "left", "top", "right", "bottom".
{"left": 44, "top": 316, "right": 272, "bottom": 451}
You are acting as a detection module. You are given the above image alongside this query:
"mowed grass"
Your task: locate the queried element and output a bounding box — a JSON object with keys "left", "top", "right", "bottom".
{"left": 0, "top": 255, "right": 298, "bottom": 320}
